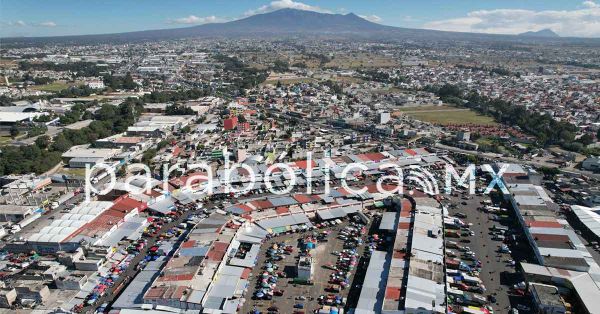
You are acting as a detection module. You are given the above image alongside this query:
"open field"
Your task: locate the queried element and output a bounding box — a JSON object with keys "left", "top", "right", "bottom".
{"left": 330, "top": 76, "right": 365, "bottom": 84}
{"left": 262, "top": 77, "right": 315, "bottom": 85}
{"left": 31, "top": 82, "right": 72, "bottom": 92}
{"left": 399, "top": 105, "right": 498, "bottom": 125}
{"left": 325, "top": 54, "right": 400, "bottom": 69}
{"left": 58, "top": 167, "right": 87, "bottom": 177}
{"left": 0, "top": 136, "right": 12, "bottom": 145}
{"left": 397, "top": 105, "right": 453, "bottom": 111}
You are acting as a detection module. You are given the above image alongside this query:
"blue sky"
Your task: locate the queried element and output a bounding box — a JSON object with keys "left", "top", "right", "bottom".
{"left": 1, "top": 0, "right": 599, "bottom": 37}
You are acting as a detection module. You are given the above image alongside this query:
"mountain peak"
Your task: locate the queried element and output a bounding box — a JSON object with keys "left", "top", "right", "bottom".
{"left": 219, "top": 8, "right": 385, "bottom": 34}
{"left": 518, "top": 28, "right": 560, "bottom": 38}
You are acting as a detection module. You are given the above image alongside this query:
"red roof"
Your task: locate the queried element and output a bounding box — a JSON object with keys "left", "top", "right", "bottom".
{"left": 159, "top": 274, "right": 194, "bottom": 282}
{"left": 170, "top": 172, "right": 208, "bottom": 188}
{"left": 359, "top": 152, "right": 386, "bottom": 162}
{"left": 407, "top": 189, "right": 427, "bottom": 198}
{"left": 393, "top": 251, "right": 406, "bottom": 259}
{"left": 275, "top": 207, "right": 289, "bottom": 215}
{"left": 112, "top": 196, "right": 147, "bottom": 212}
{"left": 294, "top": 160, "right": 317, "bottom": 170}
{"left": 532, "top": 233, "right": 570, "bottom": 242}
{"left": 528, "top": 221, "right": 562, "bottom": 228}
{"left": 336, "top": 187, "right": 351, "bottom": 196}
{"left": 241, "top": 214, "right": 253, "bottom": 221}
{"left": 398, "top": 222, "right": 411, "bottom": 230}
{"left": 385, "top": 286, "right": 401, "bottom": 300}
{"left": 114, "top": 136, "right": 143, "bottom": 144}
{"left": 181, "top": 240, "right": 196, "bottom": 248}
{"left": 252, "top": 200, "right": 273, "bottom": 210}
{"left": 65, "top": 196, "right": 146, "bottom": 240}
{"left": 238, "top": 204, "right": 253, "bottom": 213}
{"left": 206, "top": 241, "right": 229, "bottom": 261}
{"left": 366, "top": 183, "right": 399, "bottom": 193}
{"left": 293, "top": 194, "right": 314, "bottom": 204}
{"left": 241, "top": 268, "right": 252, "bottom": 279}
{"left": 405, "top": 149, "right": 417, "bottom": 156}
{"left": 172, "top": 146, "right": 182, "bottom": 157}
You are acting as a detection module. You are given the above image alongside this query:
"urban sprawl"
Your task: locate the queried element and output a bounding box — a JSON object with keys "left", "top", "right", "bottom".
{"left": 0, "top": 36, "right": 599, "bottom": 314}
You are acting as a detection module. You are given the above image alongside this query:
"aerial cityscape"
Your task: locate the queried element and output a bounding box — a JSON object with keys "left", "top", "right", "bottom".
{"left": 0, "top": 1, "right": 599, "bottom": 314}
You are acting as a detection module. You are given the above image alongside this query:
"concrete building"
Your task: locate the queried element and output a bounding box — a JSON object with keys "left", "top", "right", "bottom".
{"left": 14, "top": 282, "right": 50, "bottom": 304}
{"left": 456, "top": 131, "right": 471, "bottom": 142}
{"left": 61, "top": 144, "right": 122, "bottom": 168}
{"left": 582, "top": 157, "right": 600, "bottom": 172}
{"left": 55, "top": 273, "right": 88, "bottom": 290}
{"left": 529, "top": 283, "right": 568, "bottom": 314}
{"left": 297, "top": 256, "right": 314, "bottom": 282}
{"left": 378, "top": 111, "right": 391, "bottom": 124}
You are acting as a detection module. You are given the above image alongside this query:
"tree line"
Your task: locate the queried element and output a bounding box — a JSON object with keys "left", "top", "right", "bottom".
{"left": 0, "top": 99, "right": 143, "bottom": 176}
{"left": 429, "top": 84, "right": 595, "bottom": 153}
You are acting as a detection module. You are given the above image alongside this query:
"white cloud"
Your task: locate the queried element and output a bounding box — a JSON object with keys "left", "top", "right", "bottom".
{"left": 244, "top": 0, "right": 331, "bottom": 16}
{"left": 6, "top": 20, "right": 57, "bottom": 27}
{"left": 37, "top": 21, "right": 57, "bottom": 27}
{"left": 168, "top": 15, "right": 223, "bottom": 25}
{"left": 9, "top": 20, "right": 27, "bottom": 27}
{"left": 423, "top": 1, "right": 600, "bottom": 37}
{"left": 359, "top": 15, "right": 382, "bottom": 23}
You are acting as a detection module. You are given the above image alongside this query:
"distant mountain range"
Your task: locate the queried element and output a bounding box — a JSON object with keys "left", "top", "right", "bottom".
{"left": 518, "top": 29, "right": 560, "bottom": 38}
{"left": 2, "top": 9, "right": 597, "bottom": 46}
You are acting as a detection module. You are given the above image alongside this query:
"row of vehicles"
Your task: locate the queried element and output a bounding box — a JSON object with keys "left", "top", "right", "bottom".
{"left": 445, "top": 213, "right": 494, "bottom": 314}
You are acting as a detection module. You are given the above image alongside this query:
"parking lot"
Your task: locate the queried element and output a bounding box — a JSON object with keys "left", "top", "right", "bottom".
{"left": 240, "top": 217, "right": 372, "bottom": 314}
{"left": 443, "top": 186, "right": 535, "bottom": 313}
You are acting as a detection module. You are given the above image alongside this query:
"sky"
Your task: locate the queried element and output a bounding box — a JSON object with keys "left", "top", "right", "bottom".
{"left": 1, "top": 0, "right": 599, "bottom": 38}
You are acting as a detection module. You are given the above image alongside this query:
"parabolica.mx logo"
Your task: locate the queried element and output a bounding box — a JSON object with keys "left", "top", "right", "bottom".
{"left": 405, "top": 165, "right": 440, "bottom": 196}
{"left": 83, "top": 151, "right": 510, "bottom": 202}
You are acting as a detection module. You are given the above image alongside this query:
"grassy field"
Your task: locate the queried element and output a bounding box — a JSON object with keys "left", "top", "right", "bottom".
{"left": 0, "top": 136, "right": 12, "bottom": 145}
{"left": 330, "top": 76, "right": 365, "bottom": 84}
{"left": 399, "top": 105, "right": 497, "bottom": 125}
{"left": 262, "top": 77, "right": 315, "bottom": 85}
{"left": 59, "top": 167, "right": 87, "bottom": 177}
{"left": 397, "top": 105, "right": 454, "bottom": 111}
{"left": 31, "top": 82, "right": 71, "bottom": 92}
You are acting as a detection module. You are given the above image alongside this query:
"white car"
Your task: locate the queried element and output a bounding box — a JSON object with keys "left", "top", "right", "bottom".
{"left": 516, "top": 304, "right": 530, "bottom": 311}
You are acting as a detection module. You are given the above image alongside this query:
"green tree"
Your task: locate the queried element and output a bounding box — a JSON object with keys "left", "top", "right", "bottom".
{"left": 10, "top": 125, "right": 19, "bottom": 138}
{"left": 51, "top": 134, "right": 73, "bottom": 152}
{"left": 579, "top": 133, "right": 594, "bottom": 146}
{"left": 122, "top": 72, "right": 137, "bottom": 90}
{"left": 35, "top": 135, "right": 51, "bottom": 149}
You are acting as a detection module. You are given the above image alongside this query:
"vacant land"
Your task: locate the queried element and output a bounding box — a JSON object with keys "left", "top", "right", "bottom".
{"left": 262, "top": 77, "right": 315, "bottom": 86}
{"left": 58, "top": 166, "right": 87, "bottom": 178}
{"left": 399, "top": 105, "right": 498, "bottom": 125}
{"left": 31, "top": 82, "right": 72, "bottom": 92}
{"left": 325, "top": 54, "right": 399, "bottom": 69}
{"left": 0, "top": 136, "right": 12, "bottom": 145}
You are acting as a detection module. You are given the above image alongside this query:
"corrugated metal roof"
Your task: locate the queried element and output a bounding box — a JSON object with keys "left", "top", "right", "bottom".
{"left": 379, "top": 212, "right": 397, "bottom": 231}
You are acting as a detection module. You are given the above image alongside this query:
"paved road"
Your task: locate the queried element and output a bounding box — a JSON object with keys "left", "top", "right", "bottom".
{"left": 10, "top": 126, "right": 63, "bottom": 146}
{"left": 435, "top": 143, "right": 600, "bottom": 180}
